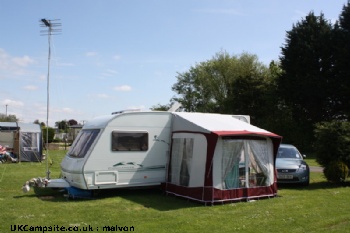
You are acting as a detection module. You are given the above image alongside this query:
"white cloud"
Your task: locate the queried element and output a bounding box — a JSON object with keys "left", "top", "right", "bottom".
{"left": 12, "top": 55, "right": 35, "bottom": 67}
{"left": 101, "top": 69, "right": 118, "bottom": 77}
{"left": 193, "top": 8, "right": 244, "bottom": 15}
{"left": 2, "top": 99, "right": 24, "bottom": 107}
{"left": 39, "top": 74, "right": 46, "bottom": 80}
{"left": 127, "top": 105, "right": 146, "bottom": 110}
{"left": 62, "top": 108, "right": 74, "bottom": 113}
{"left": 86, "top": 51, "right": 98, "bottom": 57}
{"left": 57, "top": 62, "right": 74, "bottom": 67}
{"left": 107, "top": 69, "right": 118, "bottom": 74}
{"left": 113, "top": 55, "right": 121, "bottom": 61}
{"left": 23, "top": 85, "right": 39, "bottom": 91}
{"left": 49, "top": 106, "right": 74, "bottom": 114}
{"left": 114, "top": 85, "right": 132, "bottom": 91}
{"left": 97, "top": 93, "right": 109, "bottom": 98}
{"left": 0, "top": 49, "right": 10, "bottom": 69}
{"left": 0, "top": 49, "right": 35, "bottom": 78}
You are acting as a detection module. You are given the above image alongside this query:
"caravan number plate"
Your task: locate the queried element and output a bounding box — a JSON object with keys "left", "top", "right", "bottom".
{"left": 277, "top": 174, "right": 293, "bottom": 179}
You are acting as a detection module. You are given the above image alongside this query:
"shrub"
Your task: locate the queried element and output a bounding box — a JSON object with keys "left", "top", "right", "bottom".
{"left": 42, "top": 127, "right": 55, "bottom": 143}
{"left": 52, "top": 138, "right": 61, "bottom": 143}
{"left": 314, "top": 121, "right": 350, "bottom": 168}
{"left": 324, "top": 161, "right": 349, "bottom": 183}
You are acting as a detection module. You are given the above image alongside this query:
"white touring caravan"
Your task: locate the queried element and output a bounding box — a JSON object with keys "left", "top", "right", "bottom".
{"left": 61, "top": 111, "right": 173, "bottom": 191}
{"left": 23, "top": 110, "right": 281, "bottom": 202}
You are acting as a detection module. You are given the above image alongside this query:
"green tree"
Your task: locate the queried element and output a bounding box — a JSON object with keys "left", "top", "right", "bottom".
{"left": 33, "top": 119, "right": 45, "bottom": 126}
{"left": 0, "top": 113, "right": 19, "bottom": 122}
{"left": 229, "top": 58, "right": 278, "bottom": 126}
{"left": 68, "top": 119, "right": 78, "bottom": 126}
{"left": 151, "top": 103, "right": 171, "bottom": 111}
{"left": 172, "top": 51, "right": 273, "bottom": 125}
{"left": 55, "top": 120, "right": 68, "bottom": 131}
{"left": 279, "top": 12, "right": 334, "bottom": 123}
{"left": 333, "top": 2, "right": 350, "bottom": 120}
{"left": 278, "top": 12, "right": 334, "bottom": 150}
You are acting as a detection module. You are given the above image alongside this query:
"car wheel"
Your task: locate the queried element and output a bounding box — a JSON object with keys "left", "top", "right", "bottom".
{"left": 302, "top": 179, "right": 310, "bottom": 186}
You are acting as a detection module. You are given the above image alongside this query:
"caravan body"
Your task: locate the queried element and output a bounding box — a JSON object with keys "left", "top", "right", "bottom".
{"left": 60, "top": 111, "right": 172, "bottom": 190}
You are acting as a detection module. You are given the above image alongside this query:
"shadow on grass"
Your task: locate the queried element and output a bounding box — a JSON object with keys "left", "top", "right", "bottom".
{"left": 27, "top": 186, "right": 201, "bottom": 211}
{"left": 28, "top": 187, "right": 68, "bottom": 202}
{"left": 13, "top": 189, "right": 67, "bottom": 201}
{"left": 98, "top": 187, "right": 201, "bottom": 210}
{"left": 13, "top": 193, "right": 39, "bottom": 199}
{"left": 26, "top": 181, "right": 350, "bottom": 210}
{"left": 278, "top": 180, "right": 350, "bottom": 191}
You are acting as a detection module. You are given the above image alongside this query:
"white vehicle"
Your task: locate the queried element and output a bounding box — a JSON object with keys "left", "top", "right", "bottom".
{"left": 61, "top": 111, "right": 172, "bottom": 190}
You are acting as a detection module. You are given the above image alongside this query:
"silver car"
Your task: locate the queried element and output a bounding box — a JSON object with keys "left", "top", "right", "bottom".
{"left": 276, "top": 144, "right": 310, "bottom": 186}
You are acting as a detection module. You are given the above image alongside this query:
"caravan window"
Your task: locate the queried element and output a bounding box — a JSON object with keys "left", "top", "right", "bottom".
{"left": 169, "top": 138, "right": 194, "bottom": 186}
{"left": 68, "top": 129, "right": 100, "bottom": 158}
{"left": 221, "top": 138, "right": 274, "bottom": 189}
{"left": 22, "top": 132, "right": 39, "bottom": 152}
{"left": 112, "top": 132, "right": 148, "bottom": 151}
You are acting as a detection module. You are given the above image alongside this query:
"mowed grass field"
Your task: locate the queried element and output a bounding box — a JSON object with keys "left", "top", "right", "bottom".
{"left": 1, "top": 150, "right": 350, "bottom": 233}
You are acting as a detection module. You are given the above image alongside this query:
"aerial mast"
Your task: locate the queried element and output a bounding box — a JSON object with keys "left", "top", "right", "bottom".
{"left": 40, "top": 18, "right": 61, "bottom": 179}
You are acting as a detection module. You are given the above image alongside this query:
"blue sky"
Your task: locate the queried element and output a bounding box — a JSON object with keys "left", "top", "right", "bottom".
{"left": 0, "top": 0, "right": 347, "bottom": 126}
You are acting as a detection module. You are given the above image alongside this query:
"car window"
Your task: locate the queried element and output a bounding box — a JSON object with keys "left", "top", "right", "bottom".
{"left": 277, "top": 147, "right": 302, "bottom": 159}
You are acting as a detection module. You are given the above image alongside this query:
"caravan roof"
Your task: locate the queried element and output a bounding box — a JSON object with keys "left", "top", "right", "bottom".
{"left": 0, "top": 122, "right": 41, "bottom": 132}
{"left": 172, "top": 112, "right": 277, "bottom": 137}
{"left": 83, "top": 112, "right": 276, "bottom": 137}
{"left": 83, "top": 115, "right": 116, "bottom": 129}
{"left": 83, "top": 111, "right": 171, "bottom": 129}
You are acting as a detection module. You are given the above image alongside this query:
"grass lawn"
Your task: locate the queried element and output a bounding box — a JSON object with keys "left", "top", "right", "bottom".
{"left": 1, "top": 150, "right": 350, "bottom": 233}
{"left": 303, "top": 152, "right": 321, "bottom": 167}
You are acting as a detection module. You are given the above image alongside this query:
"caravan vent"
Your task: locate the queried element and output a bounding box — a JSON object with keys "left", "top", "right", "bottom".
{"left": 167, "top": 102, "right": 183, "bottom": 112}
{"left": 232, "top": 115, "right": 250, "bottom": 124}
{"left": 111, "top": 109, "right": 141, "bottom": 115}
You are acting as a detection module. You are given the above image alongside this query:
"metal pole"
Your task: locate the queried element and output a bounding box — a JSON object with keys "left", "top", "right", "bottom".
{"left": 40, "top": 18, "right": 61, "bottom": 179}
{"left": 46, "top": 22, "right": 51, "bottom": 179}
{"left": 41, "top": 18, "right": 52, "bottom": 179}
